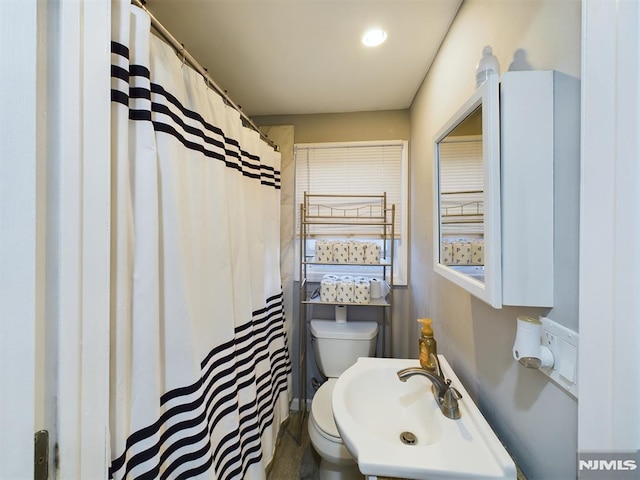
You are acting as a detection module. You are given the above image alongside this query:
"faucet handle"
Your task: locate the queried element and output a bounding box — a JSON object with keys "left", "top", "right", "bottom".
{"left": 443, "top": 386, "right": 462, "bottom": 409}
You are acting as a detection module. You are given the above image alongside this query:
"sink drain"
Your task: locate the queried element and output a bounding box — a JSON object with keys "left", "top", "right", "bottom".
{"left": 399, "top": 431, "right": 417, "bottom": 445}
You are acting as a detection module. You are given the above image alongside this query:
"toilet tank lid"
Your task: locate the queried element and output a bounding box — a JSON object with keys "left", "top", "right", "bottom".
{"left": 310, "top": 319, "right": 378, "bottom": 340}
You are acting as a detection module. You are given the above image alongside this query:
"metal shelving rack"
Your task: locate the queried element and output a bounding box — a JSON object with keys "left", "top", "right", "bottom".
{"left": 292, "top": 193, "right": 395, "bottom": 444}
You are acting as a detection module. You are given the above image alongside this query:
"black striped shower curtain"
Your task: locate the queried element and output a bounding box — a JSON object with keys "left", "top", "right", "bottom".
{"left": 109, "top": 2, "right": 292, "bottom": 478}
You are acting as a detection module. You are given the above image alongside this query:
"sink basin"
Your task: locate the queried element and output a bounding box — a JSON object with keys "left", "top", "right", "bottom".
{"left": 332, "top": 357, "right": 516, "bottom": 479}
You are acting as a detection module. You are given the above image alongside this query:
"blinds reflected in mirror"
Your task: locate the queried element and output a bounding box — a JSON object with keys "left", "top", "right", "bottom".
{"left": 438, "top": 135, "right": 483, "bottom": 235}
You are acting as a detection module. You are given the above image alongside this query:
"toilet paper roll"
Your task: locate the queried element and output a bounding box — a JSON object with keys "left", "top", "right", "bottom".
{"left": 335, "top": 305, "right": 347, "bottom": 323}
{"left": 320, "top": 278, "right": 338, "bottom": 302}
{"left": 471, "top": 240, "right": 484, "bottom": 265}
{"left": 353, "top": 280, "right": 370, "bottom": 304}
{"left": 365, "top": 242, "right": 381, "bottom": 264}
{"left": 370, "top": 278, "right": 382, "bottom": 299}
{"left": 370, "top": 278, "right": 390, "bottom": 299}
{"left": 453, "top": 241, "right": 472, "bottom": 265}
{"left": 441, "top": 240, "right": 454, "bottom": 265}
{"left": 315, "top": 240, "right": 334, "bottom": 263}
{"left": 336, "top": 279, "right": 355, "bottom": 303}
{"left": 349, "top": 241, "right": 367, "bottom": 263}
{"left": 323, "top": 274, "right": 341, "bottom": 281}
{"left": 333, "top": 241, "right": 350, "bottom": 264}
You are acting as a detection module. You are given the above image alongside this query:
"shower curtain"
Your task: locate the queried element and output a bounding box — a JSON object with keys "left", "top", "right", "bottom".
{"left": 109, "top": 2, "right": 292, "bottom": 478}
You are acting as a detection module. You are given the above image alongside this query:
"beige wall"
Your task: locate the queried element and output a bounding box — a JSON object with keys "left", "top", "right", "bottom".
{"left": 409, "top": 0, "right": 581, "bottom": 479}
{"left": 254, "top": 109, "right": 410, "bottom": 144}
{"left": 257, "top": 111, "right": 413, "bottom": 395}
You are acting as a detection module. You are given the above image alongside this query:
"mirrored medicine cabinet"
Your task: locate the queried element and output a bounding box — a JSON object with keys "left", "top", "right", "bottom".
{"left": 433, "top": 70, "right": 580, "bottom": 309}
{"left": 433, "top": 75, "right": 502, "bottom": 307}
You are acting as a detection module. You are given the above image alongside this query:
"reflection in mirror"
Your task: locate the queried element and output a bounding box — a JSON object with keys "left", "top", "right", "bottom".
{"left": 437, "top": 106, "right": 485, "bottom": 282}
{"left": 433, "top": 74, "right": 500, "bottom": 307}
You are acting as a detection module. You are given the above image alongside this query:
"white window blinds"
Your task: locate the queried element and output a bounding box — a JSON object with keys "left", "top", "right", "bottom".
{"left": 438, "top": 135, "right": 483, "bottom": 192}
{"left": 294, "top": 141, "right": 406, "bottom": 238}
{"left": 438, "top": 135, "right": 483, "bottom": 235}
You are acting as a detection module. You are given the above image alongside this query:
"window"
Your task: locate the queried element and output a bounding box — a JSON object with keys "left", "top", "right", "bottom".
{"left": 294, "top": 140, "right": 408, "bottom": 285}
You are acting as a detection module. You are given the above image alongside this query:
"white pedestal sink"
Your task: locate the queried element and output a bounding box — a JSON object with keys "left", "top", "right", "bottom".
{"left": 332, "top": 357, "right": 517, "bottom": 480}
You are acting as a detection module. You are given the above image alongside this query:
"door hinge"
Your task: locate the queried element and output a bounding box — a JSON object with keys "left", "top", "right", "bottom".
{"left": 34, "top": 430, "right": 48, "bottom": 480}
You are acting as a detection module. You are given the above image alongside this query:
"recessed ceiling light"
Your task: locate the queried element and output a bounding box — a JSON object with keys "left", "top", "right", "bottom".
{"left": 362, "top": 28, "right": 387, "bottom": 47}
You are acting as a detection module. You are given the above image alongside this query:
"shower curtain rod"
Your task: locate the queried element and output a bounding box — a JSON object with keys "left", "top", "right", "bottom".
{"left": 131, "top": 0, "right": 278, "bottom": 151}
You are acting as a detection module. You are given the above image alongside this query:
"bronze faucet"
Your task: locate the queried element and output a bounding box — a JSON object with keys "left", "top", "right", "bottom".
{"left": 396, "top": 354, "right": 462, "bottom": 419}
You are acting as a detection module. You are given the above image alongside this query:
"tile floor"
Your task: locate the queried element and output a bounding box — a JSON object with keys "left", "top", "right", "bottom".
{"left": 267, "top": 412, "right": 319, "bottom": 480}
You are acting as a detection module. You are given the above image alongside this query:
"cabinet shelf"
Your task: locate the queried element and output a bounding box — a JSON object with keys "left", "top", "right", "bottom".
{"left": 302, "top": 220, "right": 393, "bottom": 226}
{"left": 302, "top": 297, "right": 391, "bottom": 307}
{"left": 301, "top": 260, "right": 393, "bottom": 267}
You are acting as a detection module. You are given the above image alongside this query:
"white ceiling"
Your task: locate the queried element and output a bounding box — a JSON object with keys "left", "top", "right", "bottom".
{"left": 145, "top": 0, "right": 463, "bottom": 117}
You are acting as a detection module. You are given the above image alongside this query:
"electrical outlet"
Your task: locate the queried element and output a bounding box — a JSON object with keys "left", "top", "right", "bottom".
{"left": 539, "top": 317, "right": 579, "bottom": 398}
{"left": 543, "top": 330, "right": 556, "bottom": 351}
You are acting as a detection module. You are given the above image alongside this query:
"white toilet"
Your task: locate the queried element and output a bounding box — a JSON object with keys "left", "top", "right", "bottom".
{"left": 308, "top": 319, "right": 379, "bottom": 480}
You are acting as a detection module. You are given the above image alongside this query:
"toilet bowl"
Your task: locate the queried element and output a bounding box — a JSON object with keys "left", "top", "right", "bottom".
{"left": 308, "top": 379, "right": 362, "bottom": 480}
{"left": 308, "top": 319, "right": 378, "bottom": 480}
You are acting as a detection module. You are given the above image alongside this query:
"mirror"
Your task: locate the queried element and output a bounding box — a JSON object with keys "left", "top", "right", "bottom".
{"left": 433, "top": 75, "right": 502, "bottom": 308}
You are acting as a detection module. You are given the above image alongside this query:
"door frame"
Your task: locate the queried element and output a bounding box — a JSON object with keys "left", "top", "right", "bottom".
{"left": 0, "top": 0, "right": 111, "bottom": 477}
{"left": 578, "top": 0, "right": 640, "bottom": 453}
{"left": 53, "top": 0, "right": 112, "bottom": 477}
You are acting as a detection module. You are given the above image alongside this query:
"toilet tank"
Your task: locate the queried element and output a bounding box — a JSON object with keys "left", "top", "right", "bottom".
{"left": 310, "top": 319, "right": 378, "bottom": 378}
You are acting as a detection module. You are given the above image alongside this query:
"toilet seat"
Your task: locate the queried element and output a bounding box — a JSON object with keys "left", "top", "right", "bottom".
{"left": 310, "top": 379, "right": 341, "bottom": 442}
